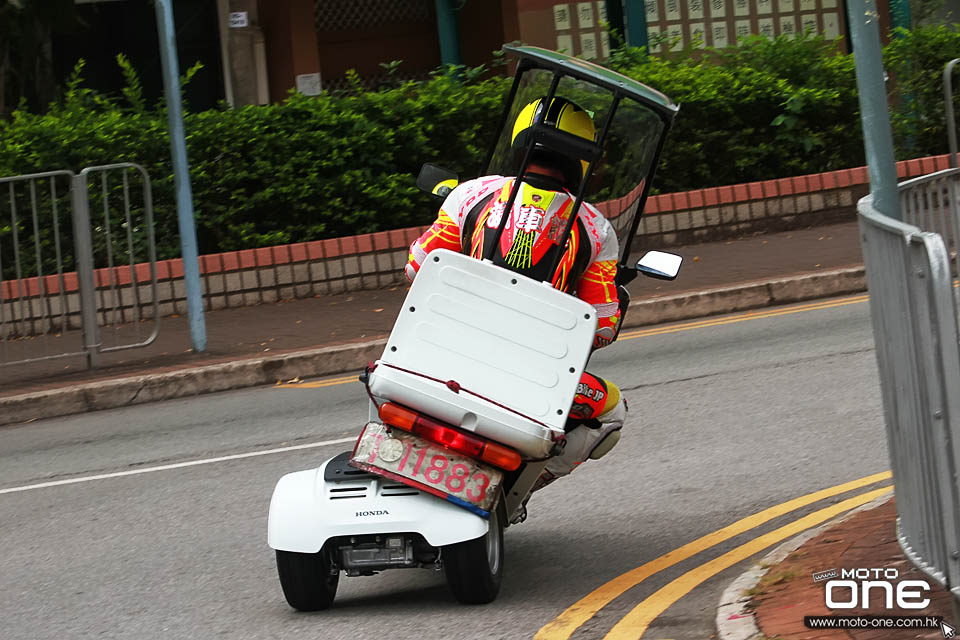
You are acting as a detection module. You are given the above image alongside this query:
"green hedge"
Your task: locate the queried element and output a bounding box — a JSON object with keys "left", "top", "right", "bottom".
{"left": 0, "top": 26, "right": 957, "bottom": 267}
{"left": 0, "top": 65, "right": 509, "bottom": 262}
{"left": 884, "top": 24, "right": 960, "bottom": 157}
{"left": 607, "top": 34, "right": 863, "bottom": 192}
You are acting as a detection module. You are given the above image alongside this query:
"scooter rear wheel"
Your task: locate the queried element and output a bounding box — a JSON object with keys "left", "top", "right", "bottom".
{"left": 276, "top": 545, "right": 339, "bottom": 611}
{"left": 443, "top": 499, "right": 505, "bottom": 604}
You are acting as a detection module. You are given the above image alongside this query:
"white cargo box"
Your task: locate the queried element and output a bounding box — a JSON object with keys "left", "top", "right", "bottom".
{"left": 368, "top": 249, "right": 596, "bottom": 458}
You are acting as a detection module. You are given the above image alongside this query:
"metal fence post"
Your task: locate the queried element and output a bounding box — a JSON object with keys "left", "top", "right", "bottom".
{"left": 945, "top": 59, "right": 959, "bottom": 169}
{"left": 847, "top": 0, "right": 901, "bottom": 220}
{"left": 155, "top": 0, "right": 207, "bottom": 353}
{"left": 70, "top": 173, "right": 100, "bottom": 368}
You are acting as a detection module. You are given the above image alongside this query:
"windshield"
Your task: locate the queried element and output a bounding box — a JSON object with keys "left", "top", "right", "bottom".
{"left": 484, "top": 68, "right": 667, "bottom": 254}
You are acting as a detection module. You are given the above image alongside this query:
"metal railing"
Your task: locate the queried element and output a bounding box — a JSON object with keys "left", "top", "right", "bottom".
{"left": 0, "top": 164, "right": 159, "bottom": 369}
{"left": 861, "top": 168, "right": 960, "bottom": 606}
{"left": 900, "top": 168, "right": 960, "bottom": 312}
{"left": 873, "top": 80, "right": 960, "bottom": 596}
{"left": 0, "top": 170, "right": 78, "bottom": 363}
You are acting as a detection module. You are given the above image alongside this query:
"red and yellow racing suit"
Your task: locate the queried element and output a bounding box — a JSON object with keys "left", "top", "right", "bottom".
{"left": 406, "top": 175, "right": 621, "bottom": 348}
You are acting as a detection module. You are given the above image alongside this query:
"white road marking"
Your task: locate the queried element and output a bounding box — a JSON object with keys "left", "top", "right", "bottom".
{"left": 0, "top": 436, "right": 357, "bottom": 496}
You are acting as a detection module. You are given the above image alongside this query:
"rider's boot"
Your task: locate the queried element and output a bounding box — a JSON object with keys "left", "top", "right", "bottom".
{"left": 531, "top": 392, "right": 627, "bottom": 493}
{"left": 512, "top": 403, "right": 624, "bottom": 525}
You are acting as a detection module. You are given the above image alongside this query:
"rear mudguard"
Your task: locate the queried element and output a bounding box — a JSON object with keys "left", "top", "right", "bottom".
{"left": 268, "top": 455, "right": 489, "bottom": 553}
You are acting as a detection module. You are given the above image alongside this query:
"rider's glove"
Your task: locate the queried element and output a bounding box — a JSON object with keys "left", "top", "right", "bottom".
{"left": 404, "top": 263, "right": 417, "bottom": 282}
{"left": 592, "top": 327, "right": 615, "bottom": 349}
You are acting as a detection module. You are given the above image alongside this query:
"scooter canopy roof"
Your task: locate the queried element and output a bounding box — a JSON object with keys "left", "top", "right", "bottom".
{"left": 503, "top": 44, "right": 679, "bottom": 124}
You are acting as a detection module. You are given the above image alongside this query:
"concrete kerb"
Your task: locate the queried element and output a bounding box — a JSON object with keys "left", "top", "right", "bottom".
{"left": 0, "top": 339, "right": 387, "bottom": 427}
{"left": 625, "top": 266, "right": 865, "bottom": 326}
{"left": 715, "top": 492, "right": 894, "bottom": 640}
{"left": 0, "top": 266, "right": 867, "bottom": 427}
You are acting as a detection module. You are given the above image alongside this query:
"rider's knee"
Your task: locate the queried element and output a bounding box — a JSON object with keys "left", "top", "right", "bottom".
{"left": 586, "top": 387, "right": 626, "bottom": 460}
{"left": 588, "top": 429, "right": 621, "bottom": 460}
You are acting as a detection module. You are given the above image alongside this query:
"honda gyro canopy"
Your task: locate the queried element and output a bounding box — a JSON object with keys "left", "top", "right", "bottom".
{"left": 484, "top": 45, "right": 679, "bottom": 285}
{"left": 417, "top": 46, "right": 680, "bottom": 284}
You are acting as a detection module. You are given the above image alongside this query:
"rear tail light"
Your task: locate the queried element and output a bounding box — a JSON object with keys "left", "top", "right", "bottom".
{"left": 378, "top": 402, "right": 522, "bottom": 471}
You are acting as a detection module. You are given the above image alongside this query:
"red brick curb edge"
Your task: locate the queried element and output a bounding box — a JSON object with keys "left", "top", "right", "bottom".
{"left": 715, "top": 492, "right": 895, "bottom": 640}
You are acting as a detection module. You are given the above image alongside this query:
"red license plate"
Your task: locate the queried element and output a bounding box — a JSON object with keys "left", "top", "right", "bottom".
{"left": 350, "top": 422, "right": 503, "bottom": 514}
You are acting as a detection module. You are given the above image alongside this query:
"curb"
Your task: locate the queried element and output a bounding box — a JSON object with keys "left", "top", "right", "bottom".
{"left": 625, "top": 266, "right": 864, "bottom": 326}
{"left": 714, "top": 491, "right": 894, "bottom": 640}
{"left": 0, "top": 339, "right": 387, "bottom": 427}
{"left": 0, "top": 266, "right": 866, "bottom": 427}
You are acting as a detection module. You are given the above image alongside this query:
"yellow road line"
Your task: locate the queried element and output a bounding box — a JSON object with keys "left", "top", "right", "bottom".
{"left": 603, "top": 486, "right": 893, "bottom": 639}
{"left": 276, "top": 374, "right": 358, "bottom": 389}
{"left": 533, "top": 470, "right": 892, "bottom": 640}
{"left": 618, "top": 295, "right": 869, "bottom": 341}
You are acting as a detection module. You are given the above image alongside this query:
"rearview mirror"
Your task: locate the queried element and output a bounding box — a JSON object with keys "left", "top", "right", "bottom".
{"left": 636, "top": 251, "right": 682, "bottom": 281}
{"left": 416, "top": 163, "right": 459, "bottom": 199}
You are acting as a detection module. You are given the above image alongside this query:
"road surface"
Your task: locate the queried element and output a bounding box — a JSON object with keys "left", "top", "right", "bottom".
{"left": 0, "top": 294, "right": 890, "bottom": 639}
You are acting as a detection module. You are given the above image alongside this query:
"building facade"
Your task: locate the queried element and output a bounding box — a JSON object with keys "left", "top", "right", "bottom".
{"left": 56, "top": 0, "right": 902, "bottom": 111}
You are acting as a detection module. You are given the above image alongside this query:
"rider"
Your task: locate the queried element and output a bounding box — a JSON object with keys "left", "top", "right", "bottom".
{"left": 405, "top": 96, "right": 627, "bottom": 493}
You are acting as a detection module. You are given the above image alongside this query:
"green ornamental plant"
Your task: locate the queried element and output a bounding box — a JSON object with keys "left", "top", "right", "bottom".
{"left": 606, "top": 32, "right": 861, "bottom": 191}
{"left": 883, "top": 23, "right": 960, "bottom": 156}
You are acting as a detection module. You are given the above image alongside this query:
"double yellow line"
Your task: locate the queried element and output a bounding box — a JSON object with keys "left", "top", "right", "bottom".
{"left": 534, "top": 471, "right": 892, "bottom": 640}
{"left": 274, "top": 294, "right": 886, "bottom": 637}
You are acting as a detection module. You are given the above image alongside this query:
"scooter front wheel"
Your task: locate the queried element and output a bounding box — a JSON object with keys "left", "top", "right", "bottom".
{"left": 276, "top": 544, "right": 339, "bottom": 611}
{"left": 443, "top": 499, "right": 505, "bottom": 604}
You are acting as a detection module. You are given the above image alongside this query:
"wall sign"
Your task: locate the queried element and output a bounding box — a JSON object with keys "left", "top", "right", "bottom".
{"left": 554, "top": 3, "right": 572, "bottom": 30}
{"left": 642, "top": 0, "right": 846, "bottom": 49}
{"left": 229, "top": 11, "right": 248, "bottom": 28}
{"left": 296, "top": 73, "right": 322, "bottom": 96}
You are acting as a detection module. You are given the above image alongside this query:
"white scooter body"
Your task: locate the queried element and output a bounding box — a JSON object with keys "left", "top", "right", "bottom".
{"left": 268, "top": 454, "right": 489, "bottom": 553}
{"left": 268, "top": 249, "right": 595, "bottom": 593}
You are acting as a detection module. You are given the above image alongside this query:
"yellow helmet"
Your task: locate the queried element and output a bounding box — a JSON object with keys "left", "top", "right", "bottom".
{"left": 511, "top": 97, "right": 596, "bottom": 186}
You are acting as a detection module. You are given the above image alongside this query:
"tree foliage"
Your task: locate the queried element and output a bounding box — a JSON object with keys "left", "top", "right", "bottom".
{"left": 884, "top": 23, "right": 960, "bottom": 156}
{"left": 0, "top": 0, "right": 79, "bottom": 116}
{"left": 607, "top": 32, "right": 862, "bottom": 191}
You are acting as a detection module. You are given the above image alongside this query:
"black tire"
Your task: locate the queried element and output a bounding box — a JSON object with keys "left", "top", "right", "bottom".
{"left": 276, "top": 545, "right": 339, "bottom": 611}
{"left": 443, "top": 499, "right": 506, "bottom": 604}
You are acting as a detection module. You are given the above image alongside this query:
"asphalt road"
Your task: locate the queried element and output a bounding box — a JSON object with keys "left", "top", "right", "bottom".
{"left": 0, "top": 295, "right": 891, "bottom": 640}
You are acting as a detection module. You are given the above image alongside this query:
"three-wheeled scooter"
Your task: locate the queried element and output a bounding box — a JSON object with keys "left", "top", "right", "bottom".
{"left": 267, "top": 44, "right": 681, "bottom": 610}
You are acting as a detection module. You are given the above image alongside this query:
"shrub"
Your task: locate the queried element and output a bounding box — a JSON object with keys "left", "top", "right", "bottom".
{"left": 607, "top": 33, "right": 861, "bottom": 192}
{"left": 0, "top": 62, "right": 510, "bottom": 263}
{"left": 884, "top": 23, "right": 960, "bottom": 157}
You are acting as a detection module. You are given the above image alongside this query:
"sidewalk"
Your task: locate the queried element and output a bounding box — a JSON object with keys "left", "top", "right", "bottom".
{"left": 720, "top": 497, "right": 957, "bottom": 639}
{"left": 0, "top": 221, "right": 865, "bottom": 424}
